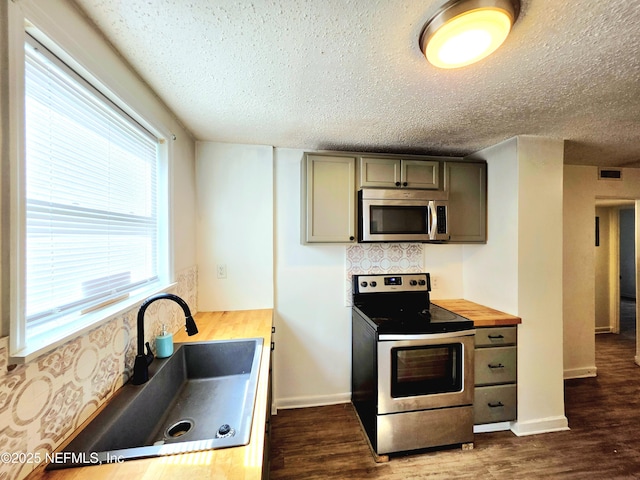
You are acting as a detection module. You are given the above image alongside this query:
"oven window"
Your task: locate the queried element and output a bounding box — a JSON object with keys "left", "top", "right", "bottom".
{"left": 370, "top": 206, "right": 427, "bottom": 234}
{"left": 391, "top": 344, "right": 462, "bottom": 397}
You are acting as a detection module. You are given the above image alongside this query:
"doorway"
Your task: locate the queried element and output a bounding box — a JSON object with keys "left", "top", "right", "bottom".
{"left": 594, "top": 200, "right": 638, "bottom": 360}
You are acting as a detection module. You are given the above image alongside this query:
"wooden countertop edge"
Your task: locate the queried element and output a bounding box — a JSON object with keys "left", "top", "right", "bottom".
{"left": 26, "top": 309, "right": 273, "bottom": 480}
{"left": 431, "top": 299, "right": 522, "bottom": 327}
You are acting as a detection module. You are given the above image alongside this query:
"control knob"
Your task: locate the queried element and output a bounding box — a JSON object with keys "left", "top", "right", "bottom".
{"left": 370, "top": 281, "right": 377, "bottom": 287}
{"left": 360, "top": 281, "right": 368, "bottom": 288}
{"left": 419, "top": 280, "right": 426, "bottom": 285}
{"left": 410, "top": 280, "right": 417, "bottom": 286}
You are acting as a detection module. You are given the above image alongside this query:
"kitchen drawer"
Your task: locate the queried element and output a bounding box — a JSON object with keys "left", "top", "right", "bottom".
{"left": 475, "top": 346, "right": 517, "bottom": 386}
{"left": 474, "top": 384, "right": 517, "bottom": 424}
{"left": 475, "top": 326, "right": 517, "bottom": 348}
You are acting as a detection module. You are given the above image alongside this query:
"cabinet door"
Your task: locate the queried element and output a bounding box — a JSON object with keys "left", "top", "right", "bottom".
{"left": 445, "top": 161, "right": 487, "bottom": 243}
{"left": 303, "top": 154, "right": 356, "bottom": 243}
{"left": 358, "top": 157, "right": 401, "bottom": 187}
{"left": 402, "top": 160, "right": 439, "bottom": 189}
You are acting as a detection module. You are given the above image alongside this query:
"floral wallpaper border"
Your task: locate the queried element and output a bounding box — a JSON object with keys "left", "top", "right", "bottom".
{"left": 345, "top": 243, "right": 424, "bottom": 305}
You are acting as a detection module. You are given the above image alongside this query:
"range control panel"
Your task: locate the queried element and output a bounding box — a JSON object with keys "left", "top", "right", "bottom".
{"left": 353, "top": 273, "right": 430, "bottom": 294}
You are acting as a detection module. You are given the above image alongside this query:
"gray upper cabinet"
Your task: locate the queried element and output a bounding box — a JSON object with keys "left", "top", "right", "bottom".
{"left": 358, "top": 157, "right": 439, "bottom": 189}
{"left": 301, "top": 153, "right": 356, "bottom": 243}
{"left": 444, "top": 161, "right": 487, "bottom": 243}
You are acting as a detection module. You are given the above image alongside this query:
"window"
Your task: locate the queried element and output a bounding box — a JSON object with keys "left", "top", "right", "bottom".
{"left": 13, "top": 33, "right": 168, "bottom": 356}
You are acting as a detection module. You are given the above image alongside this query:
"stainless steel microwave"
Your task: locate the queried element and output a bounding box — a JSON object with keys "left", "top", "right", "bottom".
{"left": 358, "top": 188, "right": 449, "bottom": 242}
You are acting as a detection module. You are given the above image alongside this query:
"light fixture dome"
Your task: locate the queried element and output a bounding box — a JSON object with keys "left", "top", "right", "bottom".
{"left": 420, "top": 0, "right": 520, "bottom": 69}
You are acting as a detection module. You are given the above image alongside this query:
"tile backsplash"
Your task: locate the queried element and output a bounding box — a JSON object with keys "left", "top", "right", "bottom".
{"left": 345, "top": 243, "right": 424, "bottom": 304}
{"left": 0, "top": 265, "right": 197, "bottom": 480}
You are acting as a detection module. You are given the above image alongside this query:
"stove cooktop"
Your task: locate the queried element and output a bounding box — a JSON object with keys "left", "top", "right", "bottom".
{"left": 355, "top": 303, "right": 474, "bottom": 334}
{"left": 351, "top": 273, "right": 474, "bottom": 335}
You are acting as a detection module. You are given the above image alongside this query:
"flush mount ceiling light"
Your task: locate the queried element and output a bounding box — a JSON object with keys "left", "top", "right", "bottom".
{"left": 419, "top": 0, "right": 520, "bottom": 69}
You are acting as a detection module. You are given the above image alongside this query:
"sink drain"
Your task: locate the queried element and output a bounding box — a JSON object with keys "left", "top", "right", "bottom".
{"left": 165, "top": 419, "right": 194, "bottom": 439}
{"left": 216, "top": 423, "right": 236, "bottom": 439}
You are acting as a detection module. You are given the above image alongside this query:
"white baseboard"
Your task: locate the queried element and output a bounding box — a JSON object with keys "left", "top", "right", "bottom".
{"left": 474, "top": 422, "right": 512, "bottom": 433}
{"left": 510, "top": 415, "right": 569, "bottom": 436}
{"left": 564, "top": 366, "right": 597, "bottom": 379}
{"left": 595, "top": 326, "right": 612, "bottom": 334}
{"left": 275, "top": 393, "right": 351, "bottom": 412}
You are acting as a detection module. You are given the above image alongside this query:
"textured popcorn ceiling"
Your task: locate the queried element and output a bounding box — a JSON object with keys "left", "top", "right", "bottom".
{"left": 71, "top": 0, "right": 640, "bottom": 166}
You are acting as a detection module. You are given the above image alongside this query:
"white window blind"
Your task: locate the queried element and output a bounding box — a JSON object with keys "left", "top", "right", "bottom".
{"left": 24, "top": 35, "right": 160, "bottom": 339}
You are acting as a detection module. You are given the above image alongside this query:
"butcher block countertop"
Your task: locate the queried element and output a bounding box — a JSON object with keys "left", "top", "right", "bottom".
{"left": 27, "top": 309, "right": 273, "bottom": 480}
{"left": 431, "top": 299, "right": 521, "bottom": 327}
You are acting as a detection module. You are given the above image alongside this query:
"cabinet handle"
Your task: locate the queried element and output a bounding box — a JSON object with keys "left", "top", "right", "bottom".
{"left": 402, "top": 182, "right": 408, "bottom": 187}
{"left": 488, "top": 334, "right": 504, "bottom": 339}
{"left": 395, "top": 181, "right": 401, "bottom": 187}
{"left": 271, "top": 342, "right": 275, "bottom": 351}
{"left": 488, "top": 401, "right": 505, "bottom": 408}
{"left": 349, "top": 236, "right": 355, "bottom": 241}
{"left": 488, "top": 363, "right": 505, "bottom": 369}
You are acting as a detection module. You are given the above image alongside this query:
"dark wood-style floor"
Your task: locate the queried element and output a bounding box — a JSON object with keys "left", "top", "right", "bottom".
{"left": 270, "top": 307, "right": 640, "bottom": 479}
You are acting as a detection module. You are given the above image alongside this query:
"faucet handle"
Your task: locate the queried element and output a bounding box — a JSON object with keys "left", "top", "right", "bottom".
{"left": 144, "top": 342, "right": 155, "bottom": 366}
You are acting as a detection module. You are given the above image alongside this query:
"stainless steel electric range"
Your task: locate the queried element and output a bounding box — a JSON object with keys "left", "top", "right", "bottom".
{"left": 351, "top": 272, "right": 475, "bottom": 455}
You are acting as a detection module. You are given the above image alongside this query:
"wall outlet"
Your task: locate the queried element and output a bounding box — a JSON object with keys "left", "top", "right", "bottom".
{"left": 217, "top": 264, "right": 227, "bottom": 279}
{"left": 431, "top": 276, "right": 439, "bottom": 289}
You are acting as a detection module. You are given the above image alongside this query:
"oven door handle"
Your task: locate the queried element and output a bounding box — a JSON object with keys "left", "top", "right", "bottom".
{"left": 378, "top": 329, "right": 475, "bottom": 341}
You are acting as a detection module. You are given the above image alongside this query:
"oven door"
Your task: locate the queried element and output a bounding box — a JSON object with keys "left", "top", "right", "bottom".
{"left": 377, "top": 331, "right": 474, "bottom": 414}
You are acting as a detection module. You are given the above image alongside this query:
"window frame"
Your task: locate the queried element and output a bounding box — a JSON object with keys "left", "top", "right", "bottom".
{"left": 8, "top": 5, "right": 174, "bottom": 363}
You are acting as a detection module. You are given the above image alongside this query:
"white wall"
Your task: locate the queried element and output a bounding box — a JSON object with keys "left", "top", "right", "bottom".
{"left": 464, "top": 138, "right": 519, "bottom": 313}
{"left": 196, "top": 142, "right": 274, "bottom": 311}
{"left": 274, "top": 148, "right": 352, "bottom": 407}
{"left": 513, "top": 136, "right": 566, "bottom": 435}
{"left": 466, "top": 136, "right": 568, "bottom": 436}
{"left": 424, "top": 244, "right": 465, "bottom": 299}
{"left": 564, "top": 166, "right": 640, "bottom": 375}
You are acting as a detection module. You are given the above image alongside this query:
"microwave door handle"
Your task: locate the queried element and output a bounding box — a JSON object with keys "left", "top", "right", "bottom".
{"left": 428, "top": 201, "right": 436, "bottom": 240}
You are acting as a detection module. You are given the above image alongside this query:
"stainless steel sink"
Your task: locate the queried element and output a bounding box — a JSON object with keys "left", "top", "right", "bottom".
{"left": 47, "top": 338, "right": 263, "bottom": 469}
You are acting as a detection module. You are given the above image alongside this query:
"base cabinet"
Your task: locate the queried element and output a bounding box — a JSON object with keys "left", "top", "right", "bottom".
{"left": 474, "top": 326, "right": 517, "bottom": 425}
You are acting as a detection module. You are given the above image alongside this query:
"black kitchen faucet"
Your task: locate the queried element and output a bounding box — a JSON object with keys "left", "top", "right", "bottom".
{"left": 131, "top": 293, "right": 198, "bottom": 385}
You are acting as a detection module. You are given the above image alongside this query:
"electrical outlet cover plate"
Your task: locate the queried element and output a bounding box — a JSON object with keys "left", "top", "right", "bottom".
{"left": 217, "top": 264, "right": 227, "bottom": 279}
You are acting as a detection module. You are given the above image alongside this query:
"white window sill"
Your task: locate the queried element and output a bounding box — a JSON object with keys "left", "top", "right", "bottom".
{"left": 10, "top": 282, "right": 177, "bottom": 364}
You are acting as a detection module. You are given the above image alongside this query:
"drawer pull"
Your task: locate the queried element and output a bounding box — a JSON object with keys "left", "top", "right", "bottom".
{"left": 488, "top": 363, "right": 505, "bottom": 369}
{"left": 488, "top": 334, "right": 504, "bottom": 339}
{"left": 488, "top": 401, "right": 505, "bottom": 408}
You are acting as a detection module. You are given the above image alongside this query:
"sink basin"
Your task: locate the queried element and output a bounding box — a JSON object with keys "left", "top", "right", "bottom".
{"left": 47, "top": 338, "right": 263, "bottom": 469}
